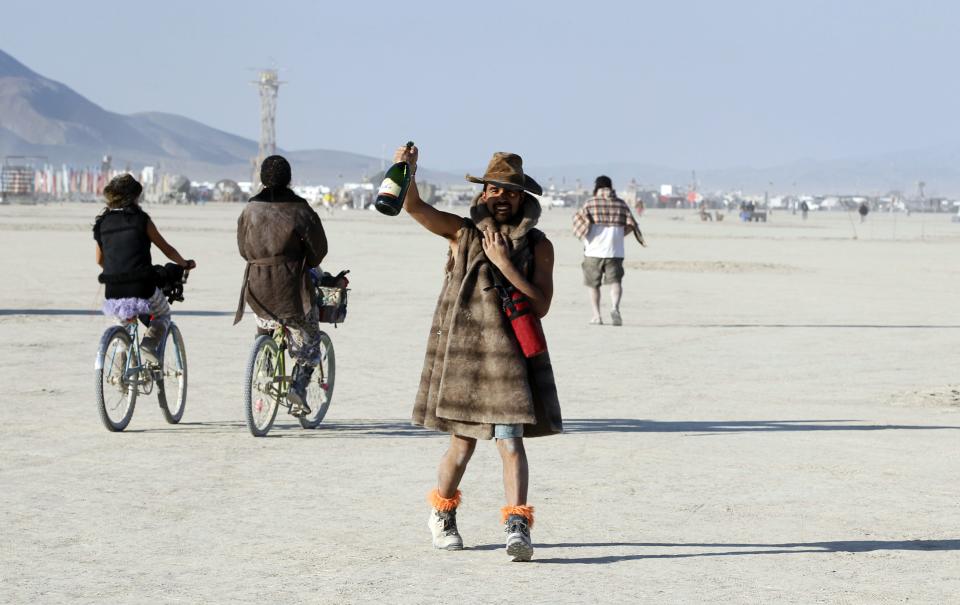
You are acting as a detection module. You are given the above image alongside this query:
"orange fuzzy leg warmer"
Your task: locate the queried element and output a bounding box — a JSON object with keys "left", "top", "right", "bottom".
{"left": 501, "top": 505, "right": 535, "bottom": 528}
{"left": 428, "top": 489, "right": 461, "bottom": 512}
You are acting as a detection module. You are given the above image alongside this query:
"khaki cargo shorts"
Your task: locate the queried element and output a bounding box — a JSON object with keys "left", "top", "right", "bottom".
{"left": 582, "top": 257, "right": 624, "bottom": 287}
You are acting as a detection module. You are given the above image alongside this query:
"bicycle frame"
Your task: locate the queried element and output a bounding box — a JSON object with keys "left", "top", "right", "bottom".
{"left": 262, "top": 324, "right": 327, "bottom": 409}
{"left": 102, "top": 318, "right": 176, "bottom": 395}
{"left": 265, "top": 326, "right": 290, "bottom": 408}
{"left": 120, "top": 320, "right": 148, "bottom": 392}
{"left": 248, "top": 321, "right": 331, "bottom": 418}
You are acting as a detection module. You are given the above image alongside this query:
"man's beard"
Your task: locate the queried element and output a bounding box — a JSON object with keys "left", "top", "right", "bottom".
{"left": 489, "top": 200, "right": 522, "bottom": 225}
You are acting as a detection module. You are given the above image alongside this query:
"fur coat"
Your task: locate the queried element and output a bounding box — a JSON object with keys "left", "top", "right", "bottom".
{"left": 411, "top": 193, "right": 563, "bottom": 440}
{"left": 234, "top": 187, "right": 327, "bottom": 324}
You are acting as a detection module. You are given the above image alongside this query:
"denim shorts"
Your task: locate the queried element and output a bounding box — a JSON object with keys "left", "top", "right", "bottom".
{"left": 494, "top": 424, "right": 524, "bottom": 439}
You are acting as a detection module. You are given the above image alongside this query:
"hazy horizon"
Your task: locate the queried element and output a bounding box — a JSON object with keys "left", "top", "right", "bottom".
{"left": 3, "top": 0, "right": 960, "bottom": 173}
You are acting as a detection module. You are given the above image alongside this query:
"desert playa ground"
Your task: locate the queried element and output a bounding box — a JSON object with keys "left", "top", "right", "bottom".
{"left": 1, "top": 201, "right": 958, "bottom": 603}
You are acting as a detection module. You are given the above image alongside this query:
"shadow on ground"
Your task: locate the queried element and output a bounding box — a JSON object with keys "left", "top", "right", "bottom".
{"left": 563, "top": 418, "right": 960, "bottom": 434}
{"left": 470, "top": 539, "right": 960, "bottom": 564}
{"left": 125, "top": 419, "right": 440, "bottom": 438}
{"left": 125, "top": 418, "right": 960, "bottom": 437}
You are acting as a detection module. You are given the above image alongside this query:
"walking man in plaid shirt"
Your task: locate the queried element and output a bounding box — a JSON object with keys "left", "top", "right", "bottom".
{"left": 572, "top": 176, "right": 645, "bottom": 326}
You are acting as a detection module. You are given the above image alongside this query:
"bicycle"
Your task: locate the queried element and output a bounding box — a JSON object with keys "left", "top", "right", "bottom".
{"left": 94, "top": 269, "right": 189, "bottom": 432}
{"left": 243, "top": 324, "right": 335, "bottom": 437}
{"left": 242, "top": 268, "right": 346, "bottom": 437}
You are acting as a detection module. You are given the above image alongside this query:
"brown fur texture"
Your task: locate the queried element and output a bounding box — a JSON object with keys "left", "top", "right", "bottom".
{"left": 428, "top": 489, "right": 462, "bottom": 512}
{"left": 234, "top": 187, "right": 327, "bottom": 324}
{"left": 411, "top": 193, "right": 563, "bottom": 440}
{"left": 501, "top": 505, "right": 535, "bottom": 527}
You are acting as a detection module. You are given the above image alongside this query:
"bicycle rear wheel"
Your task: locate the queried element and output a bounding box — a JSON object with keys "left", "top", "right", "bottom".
{"left": 158, "top": 323, "right": 187, "bottom": 424}
{"left": 96, "top": 327, "right": 137, "bottom": 432}
{"left": 244, "top": 335, "right": 280, "bottom": 437}
{"left": 300, "top": 331, "right": 335, "bottom": 429}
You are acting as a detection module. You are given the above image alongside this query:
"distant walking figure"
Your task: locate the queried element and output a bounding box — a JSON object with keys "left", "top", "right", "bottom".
{"left": 572, "top": 176, "right": 645, "bottom": 326}
{"left": 858, "top": 201, "right": 870, "bottom": 223}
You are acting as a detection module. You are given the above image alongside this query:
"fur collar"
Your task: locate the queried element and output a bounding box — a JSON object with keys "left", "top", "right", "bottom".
{"left": 249, "top": 187, "right": 306, "bottom": 204}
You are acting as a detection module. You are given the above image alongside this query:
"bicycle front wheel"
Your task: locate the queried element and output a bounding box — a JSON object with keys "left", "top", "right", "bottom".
{"left": 244, "top": 335, "right": 280, "bottom": 437}
{"left": 158, "top": 323, "right": 187, "bottom": 424}
{"left": 300, "top": 331, "right": 335, "bottom": 429}
{"left": 95, "top": 326, "right": 137, "bottom": 432}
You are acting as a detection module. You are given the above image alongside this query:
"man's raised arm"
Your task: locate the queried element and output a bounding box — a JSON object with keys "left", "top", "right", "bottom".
{"left": 395, "top": 145, "right": 463, "bottom": 241}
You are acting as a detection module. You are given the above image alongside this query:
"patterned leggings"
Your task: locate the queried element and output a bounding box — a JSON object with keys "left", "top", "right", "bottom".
{"left": 255, "top": 305, "right": 322, "bottom": 367}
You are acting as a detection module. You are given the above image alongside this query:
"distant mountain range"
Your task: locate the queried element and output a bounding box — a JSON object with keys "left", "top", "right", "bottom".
{"left": 1, "top": 48, "right": 958, "bottom": 195}
{"left": 0, "top": 49, "right": 455, "bottom": 184}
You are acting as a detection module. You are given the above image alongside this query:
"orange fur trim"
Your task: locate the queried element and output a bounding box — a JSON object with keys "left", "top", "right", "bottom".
{"left": 501, "top": 505, "right": 535, "bottom": 527}
{"left": 428, "top": 489, "right": 461, "bottom": 512}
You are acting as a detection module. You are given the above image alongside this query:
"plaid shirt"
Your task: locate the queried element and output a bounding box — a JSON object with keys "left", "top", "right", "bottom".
{"left": 572, "top": 192, "right": 645, "bottom": 245}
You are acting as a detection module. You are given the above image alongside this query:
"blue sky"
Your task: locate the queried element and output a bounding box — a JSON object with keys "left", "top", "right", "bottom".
{"left": 4, "top": 0, "right": 958, "bottom": 170}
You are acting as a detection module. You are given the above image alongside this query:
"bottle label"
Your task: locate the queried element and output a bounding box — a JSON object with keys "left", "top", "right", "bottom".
{"left": 378, "top": 179, "right": 401, "bottom": 198}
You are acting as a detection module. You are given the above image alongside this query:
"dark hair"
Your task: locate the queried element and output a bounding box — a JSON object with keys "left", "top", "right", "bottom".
{"left": 260, "top": 155, "right": 292, "bottom": 188}
{"left": 593, "top": 175, "right": 613, "bottom": 195}
{"left": 103, "top": 174, "right": 143, "bottom": 208}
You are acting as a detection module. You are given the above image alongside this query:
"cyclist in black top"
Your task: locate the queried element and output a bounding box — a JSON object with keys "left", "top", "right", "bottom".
{"left": 94, "top": 174, "right": 196, "bottom": 363}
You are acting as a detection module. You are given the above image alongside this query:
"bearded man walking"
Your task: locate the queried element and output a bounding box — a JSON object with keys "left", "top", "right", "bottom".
{"left": 395, "top": 145, "right": 562, "bottom": 562}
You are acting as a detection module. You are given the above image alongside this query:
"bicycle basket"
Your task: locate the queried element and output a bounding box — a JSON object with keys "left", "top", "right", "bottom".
{"left": 317, "top": 285, "right": 348, "bottom": 324}
{"left": 313, "top": 269, "right": 350, "bottom": 324}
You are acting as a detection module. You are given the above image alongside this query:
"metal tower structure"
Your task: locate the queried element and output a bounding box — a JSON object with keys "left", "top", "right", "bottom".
{"left": 251, "top": 68, "right": 283, "bottom": 187}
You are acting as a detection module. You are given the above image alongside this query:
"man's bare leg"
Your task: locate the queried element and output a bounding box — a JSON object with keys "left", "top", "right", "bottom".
{"left": 498, "top": 437, "right": 534, "bottom": 561}
{"left": 429, "top": 435, "right": 475, "bottom": 551}
{"left": 609, "top": 281, "right": 623, "bottom": 325}
{"left": 610, "top": 281, "right": 623, "bottom": 312}
{"left": 437, "top": 435, "right": 476, "bottom": 497}
{"left": 588, "top": 286, "right": 602, "bottom": 323}
{"left": 496, "top": 437, "right": 529, "bottom": 505}
{"left": 610, "top": 282, "right": 623, "bottom": 311}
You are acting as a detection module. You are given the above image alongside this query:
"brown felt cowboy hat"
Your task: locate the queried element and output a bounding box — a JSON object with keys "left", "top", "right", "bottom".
{"left": 465, "top": 152, "right": 543, "bottom": 196}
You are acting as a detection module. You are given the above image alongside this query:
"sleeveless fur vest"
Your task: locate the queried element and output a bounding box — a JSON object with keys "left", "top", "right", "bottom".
{"left": 411, "top": 193, "right": 563, "bottom": 440}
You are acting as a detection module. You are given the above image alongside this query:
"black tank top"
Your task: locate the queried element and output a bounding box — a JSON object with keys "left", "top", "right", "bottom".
{"left": 93, "top": 206, "right": 155, "bottom": 299}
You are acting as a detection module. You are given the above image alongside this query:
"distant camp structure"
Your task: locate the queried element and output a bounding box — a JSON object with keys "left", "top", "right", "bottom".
{"left": 0, "top": 155, "right": 43, "bottom": 204}
{"left": 214, "top": 179, "right": 244, "bottom": 202}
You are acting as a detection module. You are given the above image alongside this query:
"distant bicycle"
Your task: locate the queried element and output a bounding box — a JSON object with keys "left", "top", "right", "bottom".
{"left": 243, "top": 268, "right": 347, "bottom": 437}
{"left": 94, "top": 269, "right": 189, "bottom": 432}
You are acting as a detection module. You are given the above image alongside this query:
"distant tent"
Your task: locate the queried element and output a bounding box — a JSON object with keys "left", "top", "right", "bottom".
{"left": 168, "top": 175, "right": 191, "bottom": 194}
{"left": 213, "top": 179, "right": 244, "bottom": 202}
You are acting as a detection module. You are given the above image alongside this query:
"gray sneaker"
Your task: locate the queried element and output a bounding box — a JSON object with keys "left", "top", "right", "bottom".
{"left": 139, "top": 337, "right": 160, "bottom": 366}
{"left": 504, "top": 514, "right": 533, "bottom": 562}
{"left": 610, "top": 309, "right": 623, "bottom": 326}
{"left": 428, "top": 508, "right": 463, "bottom": 550}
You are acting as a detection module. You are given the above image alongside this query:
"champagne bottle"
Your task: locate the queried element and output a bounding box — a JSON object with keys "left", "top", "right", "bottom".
{"left": 374, "top": 141, "right": 414, "bottom": 216}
